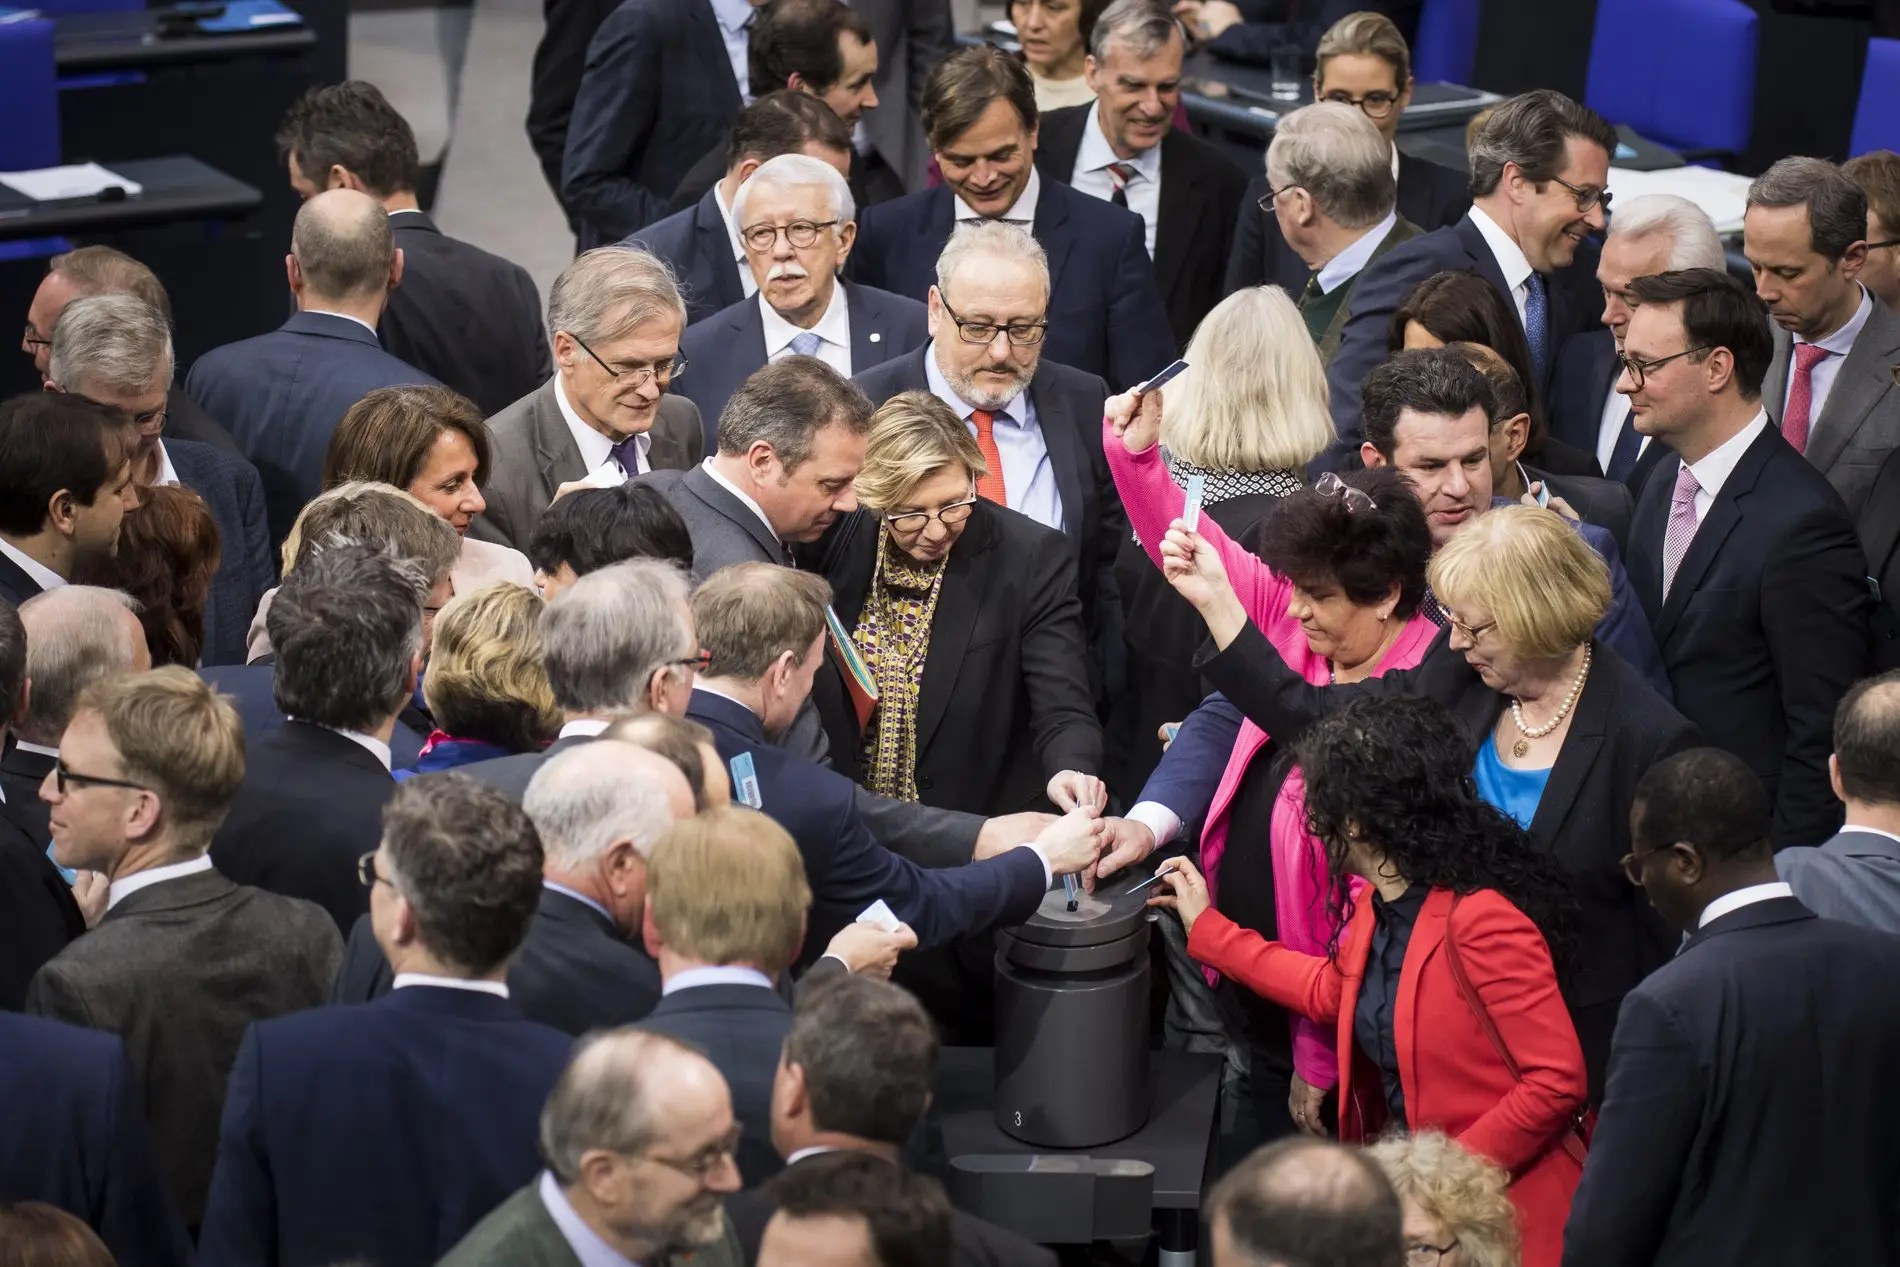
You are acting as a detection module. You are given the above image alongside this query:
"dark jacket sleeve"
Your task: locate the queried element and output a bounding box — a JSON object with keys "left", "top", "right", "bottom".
{"left": 560, "top": 7, "right": 670, "bottom": 241}
{"left": 1197, "top": 618, "right": 1440, "bottom": 742}
{"left": 1224, "top": 179, "right": 1267, "bottom": 296}
{"left": 196, "top": 1028, "right": 273, "bottom": 1267}
{"left": 331, "top": 914, "right": 394, "bottom": 1003}
{"left": 96, "top": 1036, "right": 195, "bottom": 1267}
{"left": 1320, "top": 245, "right": 1446, "bottom": 462}
{"left": 1135, "top": 691, "right": 1244, "bottom": 822}
{"left": 1581, "top": 523, "right": 1673, "bottom": 703}
{"left": 1020, "top": 538, "right": 1105, "bottom": 781}
{"left": 1105, "top": 214, "right": 1176, "bottom": 392}
{"left": 905, "top": 0, "right": 954, "bottom": 118}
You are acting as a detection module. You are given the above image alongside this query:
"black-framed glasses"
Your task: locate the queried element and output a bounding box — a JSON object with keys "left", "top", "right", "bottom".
{"left": 1319, "top": 89, "right": 1400, "bottom": 120}
{"left": 939, "top": 297, "right": 1047, "bottom": 347}
{"left": 565, "top": 331, "right": 687, "bottom": 388}
{"left": 1868, "top": 238, "right": 1900, "bottom": 251}
{"left": 52, "top": 761, "right": 149, "bottom": 796}
{"left": 1314, "top": 471, "right": 1373, "bottom": 515}
{"left": 1548, "top": 174, "right": 1611, "bottom": 214}
{"left": 21, "top": 323, "right": 50, "bottom": 351}
{"left": 642, "top": 1122, "right": 744, "bottom": 1178}
{"left": 357, "top": 851, "right": 392, "bottom": 890}
{"left": 1256, "top": 182, "right": 1301, "bottom": 213}
{"left": 1406, "top": 1242, "right": 1461, "bottom": 1267}
{"left": 1444, "top": 613, "right": 1497, "bottom": 643}
{"left": 886, "top": 491, "right": 978, "bottom": 533}
{"left": 1617, "top": 345, "right": 1710, "bottom": 390}
{"left": 740, "top": 219, "right": 839, "bottom": 252}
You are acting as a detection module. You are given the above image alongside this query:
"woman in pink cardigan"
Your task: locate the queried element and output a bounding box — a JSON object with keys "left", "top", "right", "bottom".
{"left": 1102, "top": 385, "right": 1439, "bottom": 1139}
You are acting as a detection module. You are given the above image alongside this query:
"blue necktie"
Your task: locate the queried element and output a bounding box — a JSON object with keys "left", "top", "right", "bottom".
{"left": 608, "top": 435, "right": 642, "bottom": 477}
{"left": 789, "top": 331, "right": 823, "bottom": 358}
{"left": 1523, "top": 273, "right": 1550, "bottom": 386}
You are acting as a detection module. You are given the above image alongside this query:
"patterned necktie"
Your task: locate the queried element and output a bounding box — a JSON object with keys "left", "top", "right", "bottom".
{"left": 1781, "top": 342, "right": 1833, "bottom": 455}
{"left": 607, "top": 435, "right": 642, "bottom": 479}
{"left": 970, "top": 409, "right": 1008, "bottom": 505}
{"left": 788, "top": 330, "right": 823, "bottom": 359}
{"left": 1523, "top": 272, "right": 1550, "bottom": 385}
{"left": 1106, "top": 161, "right": 1137, "bottom": 209}
{"left": 1300, "top": 272, "right": 1324, "bottom": 308}
{"left": 1418, "top": 585, "right": 1448, "bottom": 628}
{"left": 1661, "top": 463, "right": 1702, "bottom": 600}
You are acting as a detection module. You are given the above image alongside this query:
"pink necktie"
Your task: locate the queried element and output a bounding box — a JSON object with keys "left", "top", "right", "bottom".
{"left": 1781, "top": 342, "right": 1833, "bottom": 454}
{"left": 1662, "top": 463, "right": 1702, "bottom": 599}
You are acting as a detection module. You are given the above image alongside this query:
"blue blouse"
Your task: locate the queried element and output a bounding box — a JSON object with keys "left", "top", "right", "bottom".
{"left": 1473, "top": 734, "right": 1553, "bottom": 830}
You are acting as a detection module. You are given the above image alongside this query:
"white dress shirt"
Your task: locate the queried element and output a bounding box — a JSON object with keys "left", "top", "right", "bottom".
{"left": 302, "top": 308, "right": 379, "bottom": 338}
{"left": 327, "top": 728, "right": 394, "bottom": 771}
{"left": 761, "top": 281, "right": 854, "bottom": 378}
{"left": 1697, "top": 881, "right": 1796, "bottom": 929}
{"left": 106, "top": 853, "right": 215, "bottom": 911}
{"left": 555, "top": 373, "right": 649, "bottom": 482}
{"left": 715, "top": 180, "right": 759, "bottom": 299}
{"left": 785, "top": 1145, "right": 841, "bottom": 1166}
{"left": 1316, "top": 210, "right": 1400, "bottom": 295}
{"left": 701, "top": 458, "right": 783, "bottom": 546}
{"left": 1682, "top": 410, "right": 1770, "bottom": 525}
{"left": 663, "top": 964, "right": 775, "bottom": 995}
{"left": 153, "top": 441, "right": 180, "bottom": 488}
{"left": 0, "top": 538, "right": 66, "bottom": 594}
{"left": 1125, "top": 801, "right": 1182, "bottom": 850}
{"left": 954, "top": 167, "right": 1041, "bottom": 226}
{"left": 391, "top": 973, "right": 511, "bottom": 997}
{"left": 1783, "top": 284, "right": 1873, "bottom": 428}
{"left": 707, "top": 0, "right": 756, "bottom": 104}
{"left": 1070, "top": 102, "right": 1162, "bottom": 257}
{"left": 1466, "top": 205, "right": 1536, "bottom": 331}
{"left": 922, "top": 341, "right": 1064, "bottom": 532}
{"left": 559, "top": 718, "right": 612, "bottom": 739}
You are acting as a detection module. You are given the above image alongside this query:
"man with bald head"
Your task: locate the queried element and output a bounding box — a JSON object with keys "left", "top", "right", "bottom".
{"left": 440, "top": 1029, "right": 744, "bottom": 1266}
{"left": 185, "top": 187, "right": 441, "bottom": 546}
{"left": 1206, "top": 1138, "right": 1404, "bottom": 1267}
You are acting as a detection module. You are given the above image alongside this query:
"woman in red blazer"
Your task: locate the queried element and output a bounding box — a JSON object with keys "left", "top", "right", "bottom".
{"left": 1153, "top": 694, "right": 1588, "bottom": 1267}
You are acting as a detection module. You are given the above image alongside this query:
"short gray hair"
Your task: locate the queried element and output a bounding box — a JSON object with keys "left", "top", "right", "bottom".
{"left": 1747, "top": 156, "right": 1869, "bottom": 262}
{"left": 732, "top": 153, "right": 856, "bottom": 230}
{"left": 1267, "top": 102, "right": 1396, "bottom": 230}
{"left": 1607, "top": 194, "right": 1727, "bottom": 271}
{"left": 523, "top": 739, "right": 676, "bottom": 869}
{"left": 547, "top": 246, "right": 688, "bottom": 346}
{"left": 16, "top": 586, "right": 145, "bottom": 746}
{"left": 540, "top": 1029, "right": 702, "bottom": 1184}
{"left": 1088, "top": 0, "right": 1182, "bottom": 61}
{"left": 935, "top": 220, "right": 1050, "bottom": 298}
{"left": 1467, "top": 89, "right": 1616, "bottom": 199}
{"left": 269, "top": 542, "right": 425, "bottom": 731}
{"left": 47, "top": 294, "right": 173, "bottom": 396}
{"left": 290, "top": 188, "right": 395, "bottom": 302}
{"left": 539, "top": 558, "right": 694, "bottom": 715}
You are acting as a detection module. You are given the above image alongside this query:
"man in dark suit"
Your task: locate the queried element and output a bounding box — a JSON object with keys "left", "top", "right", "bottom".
{"left": 186, "top": 189, "right": 440, "bottom": 547}
{"left": 849, "top": 46, "right": 1174, "bottom": 390}
{"left": 197, "top": 775, "right": 575, "bottom": 1267}
{"left": 1776, "top": 670, "right": 1900, "bottom": 931}
{"left": 0, "top": 394, "right": 136, "bottom": 611}
{"left": 276, "top": 82, "right": 552, "bottom": 417}
{"left": 1032, "top": 2, "right": 1246, "bottom": 351}
{"left": 1546, "top": 192, "right": 1727, "bottom": 486}
{"left": 0, "top": 1012, "right": 191, "bottom": 1265}
{"left": 730, "top": 973, "right": 1056, "bottom": 1267}
{"left": 25, "top": 668, "right": 341, "bottom": 1230}
{"left": 632, "top": 91, "right": 856, "bottom": 325}
{"left": 1324, "top": 90, "right": 1617, "bottom": 460}
{"left": 44, "top": 293, "right": 274, "bottom": 667}
{"left": 1867, "top": 444, "right": 1900, "bottom": 670}
{"left": 211, "top": 545, "right": 429, "bottom": 931}
{"left": 472, "top": 246, "right": 704, "bottom": 553}
{"left": 679, "top": 154, "right": 927, "bottom": 438}
{"left": 1748, "top": 157, "right": 1900, "bottom": 525}
{"left": 1565, "top": 748, "right": 1900, "bottom": 1266}
{"left": 1622, "top": 269, "right": 1871, "bottom": 848}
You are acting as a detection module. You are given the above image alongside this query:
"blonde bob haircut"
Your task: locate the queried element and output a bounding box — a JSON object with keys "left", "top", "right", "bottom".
{"left": 1427, "top": 505, "right": 1610, "bottom": 659}
{"left": 422, "top": 582, "right": 560, "bottom": 752}
{"left": 1161, "top": 287, "right": 1334, "bottom": 472}
{"left": 647, "top": 806, "right": 813, "bottom": 976}
{"left": 853, "top": 390, "right": 988, "bottom": 512}
{"left": 1364, "top": 1132, "right": 1519, "bottom": 1267}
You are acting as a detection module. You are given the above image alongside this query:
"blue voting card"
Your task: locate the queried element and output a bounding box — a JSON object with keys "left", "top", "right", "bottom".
{"left": 729, "top": 752, "right": 763, "bottom": 810}
{"left": 1182, "top": 472, "right": 1206, "bottom": 533}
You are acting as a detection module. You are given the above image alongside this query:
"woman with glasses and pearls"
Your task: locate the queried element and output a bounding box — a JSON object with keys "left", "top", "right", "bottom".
{"left": 1159, "top": 501, "right": 1697, "bottom": 1104}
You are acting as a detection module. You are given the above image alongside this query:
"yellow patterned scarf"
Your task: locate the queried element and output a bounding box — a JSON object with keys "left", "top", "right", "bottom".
{"left": 855, "top": 534, "right": 948, "bottom": 801}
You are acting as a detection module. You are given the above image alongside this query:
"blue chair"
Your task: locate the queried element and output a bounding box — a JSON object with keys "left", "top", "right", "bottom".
{"left": 0, "top": 17, "right": 60, "bottom": 173}
{"left": 1412, "top": 0, "right": 1480, "bottom": 85}
{"left": 1585, "top": 0, "right": 1758, "bottom": 161}
{"left": 1850, "top": 38, "right": 1900, "bottom": 157}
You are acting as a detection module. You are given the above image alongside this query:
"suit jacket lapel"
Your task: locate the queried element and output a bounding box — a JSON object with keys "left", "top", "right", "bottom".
{"left": 1656, "top": 431, "right": 1775, "bottom": 641}
{"left": 686, "top": 0, "right": 742, "bottom": 106}
{"left": 1807, "top": 301, "right": 1900, "bottom": 473}
{"left": 1453, "top": 216, "right": 1513, "bottom": 304}
{"left": 732, "top": 297, "right": 769, "bottom": 386}
{"left": 683, "top": 465, "right": 783, "bottom": 561}
{"left": 1152, "top": 135, "right": 1196, "bottom": 301}
{"left": 914, "top": 508, "right": 997, "bottom": 755}
{"left": 1032, "top": 185, "right": 1077, "bottom": 300}
{"left": 1029, "top": 374, "right": 1085, "bottom": 543}
{"left": 1763, "top": 325, "right": 1792, "bottom": 422}
{"left": 1322, "top": 218, "right": 1424, "bottom": 358}
{"left": 1394, "top": 890, "right": 1454, "bottom": 1122}
{"left": 843, "top": 283, "right": 886, "bottom": 372}
{"left": 529, "top": 378, "right": 588, "bottom": 494}
{"left": 1526, "top": 656, "right": 1608, "bottom": 864}
{"left": 695, "top": 191, "right": 743, "bottom": 311}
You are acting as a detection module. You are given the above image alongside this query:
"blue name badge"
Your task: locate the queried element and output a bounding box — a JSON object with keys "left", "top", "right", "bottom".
{"left": 729, "top": 751, "right": 764, "bottom": 810}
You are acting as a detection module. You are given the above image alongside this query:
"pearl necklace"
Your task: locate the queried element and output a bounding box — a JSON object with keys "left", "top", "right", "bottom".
{"left": 1508, "top": 643, "right": 1592, "bottom": 758}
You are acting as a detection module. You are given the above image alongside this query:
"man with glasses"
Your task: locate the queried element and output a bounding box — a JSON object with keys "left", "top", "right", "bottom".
{"left": 441, "top": 1029, "right": 744, "bottom": 1267}
{"left": 1622, "top": 268, "right": 1870, "bottom": 847}
{"left": 677, "top": 153, "right": 926, "bottom": 435}
{"left": 1845, "top": 150, "right": 1900, "bottom": 313}
{"left": 25, "top": 667, "right": 341, "bottom": 1234}
{"left": 1323, "top": 89, "right": 1618, "bottom": 462}
{"left": 475, "top": 245, "right": 705, "bottom": 552}
{"left": 198, "top": 773, "right": 575, "bottom": 1267}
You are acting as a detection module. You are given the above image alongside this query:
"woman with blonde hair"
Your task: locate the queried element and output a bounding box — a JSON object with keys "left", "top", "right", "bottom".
{"left": 399, "top": 582, "right": 559, "bottom": 777}
{"left": 1367, "top": 1132, "right": 1523, "bottom": 1267}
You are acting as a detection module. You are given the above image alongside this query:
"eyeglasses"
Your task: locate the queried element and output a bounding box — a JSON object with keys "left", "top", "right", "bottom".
{"left": 565, "top": 332, "right": 687, "bottom": 388}
{"left": 1319, "top": 89, "right": 1400, "bottom": 120}
{"left": 78, "top": 392, "right": 165, "bottom": 433}
{"left": 1256, "top": 182, "right": 1301, "bottom": 213}
{"left": 1406, "top": 1242, "right": 1461, "bottom": 1267}
{"left": 642, "top": 1122, "right": 744, "bottom": 1178}
{"left": 357, "top": 851, "right": 393, "bottom": 890}
{"left": 1314, "top": 471, "right": 1373, "bottom": 514}
{"left": 1868, "top": 238, "right": 1900, "bottom": 251}
{"left": 887, "top": 491, "right": 978, "bottom": 533}
{"left": 52, "top": 761, "right": 149, "bottom": 796}
{"left": 669, "top": 650, "right": 713, "bottom": 674}
{"left": 1444, "top": 613, "right": 1497, "bottom": 643}
{"left": 1548, "top": 174, "right": 1612, "bottom": 214}
{"left": 1616, "top": 345, "right": 1710, "bottom": 390}
{"left": 939, "top": 297, "right": 1047, "bottom": 347}
{"left": 740, "top": 219, "right": 839, "bottom": 252}
{"left": 21, "top": 324, "right": 50, "bottom": 351}
{"left": 1620, "top": 844, "right": 1674, "bottom": 886}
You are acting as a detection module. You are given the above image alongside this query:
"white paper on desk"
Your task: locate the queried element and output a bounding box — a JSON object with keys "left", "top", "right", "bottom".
{"left": 1605, "top": 165, "right": 1754, "bottom": 236}
{"left": 0, "top": 163, "right": 143, "bottom": 202}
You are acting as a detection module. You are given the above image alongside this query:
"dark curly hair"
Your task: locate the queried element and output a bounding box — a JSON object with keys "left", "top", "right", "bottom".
{"left": 1246, "top": 467, "right": 1431, "bottom": 620}
{"left": 1294, "top": 694, "right": 1576, "bottom": 972}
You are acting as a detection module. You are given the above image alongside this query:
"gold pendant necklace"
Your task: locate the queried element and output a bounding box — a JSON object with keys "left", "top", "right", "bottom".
{"left": 1509, "top": 644, "right": 1593, "bottom": 760}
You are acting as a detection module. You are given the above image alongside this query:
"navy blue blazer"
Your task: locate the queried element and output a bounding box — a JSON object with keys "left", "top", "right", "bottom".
{"left": 0, "top": 550, "right": 45, "bottom": 609}
{"left": 685, "top": 689, "right": 1048, "bottom": 955}
{"left": 197, "top": 986, "right": 573, "bottom": 1267}
{"left": 167, "top": 439, "right": 274, "bottom": 667}
{"left": 198, "top": 663, "right": 426, "bottom": 767}
{"left": 184, "top": 312, "right": 440, "bottom": 548}
{"left": 1546, "top": 328, "right": 1674, "bottom": 490}
{"left": 628, "top": 186, "right": 747, "bottom": 325}
{"left": 637, "top": 982, "right": 791, "bottom": 1186}
{"left": 0, "top": 1012, "right": 190, "bottom": 1266}
{"left": 677, "top": 282, "right": 929, "bottom": 450}
{"left": 848, "top": 182, "right": 1175, "bottom": 391}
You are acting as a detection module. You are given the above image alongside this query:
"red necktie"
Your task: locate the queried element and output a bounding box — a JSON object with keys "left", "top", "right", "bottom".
{"left": 970, "top": 410, "right": 1008, "bottom": 505}
{"left": 1781, "top": 342, "right": 1832, "bottom": 455}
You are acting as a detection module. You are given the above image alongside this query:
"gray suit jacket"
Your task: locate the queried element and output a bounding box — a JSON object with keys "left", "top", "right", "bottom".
{"left": 1776, "top": 827, "right": 1900, "bottom": 935}
{"left": 471, "top": 376, "right": 704, "bottom": 550}
{"left": 23, "top": 868, "right": 340, "bottom": 1226}
{"left": 459, "top": 733, "right": 598, "bottom": 802}
{"left": 852, "top": 0, "right": 953, "bottom": 191}
{"left": 1763, "top": 295, "right": 1900, "bottom": 520}
{"left": 440, "top": 1182, "right": 743, "bottom": 1267}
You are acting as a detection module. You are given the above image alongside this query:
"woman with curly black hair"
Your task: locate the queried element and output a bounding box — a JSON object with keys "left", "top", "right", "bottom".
{"left": 1150, "top": 693, "right": 1587, "bottom": 1267}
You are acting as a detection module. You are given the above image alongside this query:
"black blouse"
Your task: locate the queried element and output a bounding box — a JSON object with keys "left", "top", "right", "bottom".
{"left": 1353, "top": 883, "right": 1428, "bottom": 1125}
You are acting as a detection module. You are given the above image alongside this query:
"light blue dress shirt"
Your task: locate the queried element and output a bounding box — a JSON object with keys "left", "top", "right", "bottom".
{"left": 922, "top": 340, "right": 1065, "bottom": 533}
{"left": 663, "top": 965, "right": 776, "bottom": 995}
{"left": 707, "top": 0, "right": 756, "bottom": 104}
{"left": 540, "top": 1170, "right": 640, "bottom": 1267}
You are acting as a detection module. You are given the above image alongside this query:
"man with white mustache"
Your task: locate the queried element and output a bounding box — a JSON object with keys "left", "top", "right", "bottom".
{"left": 676, "top": 154, "right": 927, "bottom": 425}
